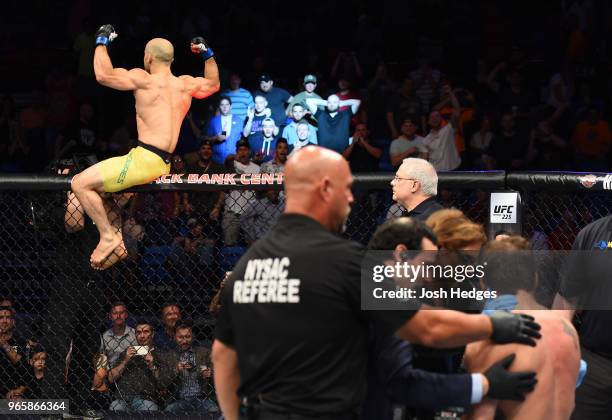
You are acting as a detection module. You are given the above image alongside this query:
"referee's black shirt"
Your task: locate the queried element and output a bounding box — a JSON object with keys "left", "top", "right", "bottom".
{"left": 215, "top": 213, "right": 419, "bottom": 415}
{"left": 559, "top": 215, "right": 612, "bottom": 358}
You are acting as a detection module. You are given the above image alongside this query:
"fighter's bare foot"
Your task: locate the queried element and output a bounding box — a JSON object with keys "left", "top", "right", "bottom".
{"left": 92, "top": 241, "right": 128, "bottom": 270}
{"left": 90, "top": 234, "right": 123, "bottom": 266}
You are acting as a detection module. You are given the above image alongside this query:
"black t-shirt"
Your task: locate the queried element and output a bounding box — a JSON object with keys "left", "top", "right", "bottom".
{"left": 559, "top": 215, "right": 612, "bottom": 358}
{"left": 185, "top": 160, "right": 225, "bottom": 214}
{"left": 245, "top": 113, "right": 267, "bottom": 137}
{"left": 487, "top": 132, "right": 529, "bottom": 169}
{"left": 389, "top": 93, "right": 422, "bottom": 125}
{"left": 497, "top": 86, "right": 533, "bottom": 116}
{"left": 215, "top": 214, "right": 418, "bottom": 415}
{"left": 0, "top": 334, "right": 29, "bottom": 395}
{"left": 366, "top": 81, "right": 396, "bottom": 139}
{"left": 254, "top": 87, "right": 291, "bottom": 128}
{"left": 348, "top": 140, "right": 380, "bottom": 173}
{"left": 315, "top": 109, "right": 353, "bottom": 154}
{"left": 248, "top": 133, "right": 279, "bottom": 162}
{"left": 61, "top": 121, "right": 97, "bottom": 156}
{"left": 24, "top": 370, "right": 44, "bottom": 399}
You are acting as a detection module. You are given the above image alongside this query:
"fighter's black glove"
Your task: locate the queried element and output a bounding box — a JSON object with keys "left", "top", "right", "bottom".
{"left": 484, "top": 354, "right": 537, "bottom": 401}
{"left": 95, "top": 24, "right": 118, "bottom": 46}
{"left": 488, "top": 311, "right": 541, "bottom": 346}
{"left": 190, "top": 36, "right": 214, "bottom": 60}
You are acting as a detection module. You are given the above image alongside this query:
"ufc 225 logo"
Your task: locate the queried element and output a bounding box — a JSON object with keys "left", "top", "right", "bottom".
{"left": 493, "top": 205, "right": 514, "bottom": 220}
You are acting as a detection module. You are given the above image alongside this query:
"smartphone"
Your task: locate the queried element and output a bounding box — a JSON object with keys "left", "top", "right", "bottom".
{"left": 134, "top": 346, "right": 149, "bottom": 356}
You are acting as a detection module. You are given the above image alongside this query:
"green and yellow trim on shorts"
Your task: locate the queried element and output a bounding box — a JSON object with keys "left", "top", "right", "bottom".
{"left": 97, "top": 141, "right": 172, "bottom": 193}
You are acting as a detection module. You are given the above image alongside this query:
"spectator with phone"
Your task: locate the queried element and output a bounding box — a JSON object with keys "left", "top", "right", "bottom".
{"left": 108, "top": 320, "right": 162, "bottom": 412}
{"left": 158, "top": 322, "right": 218, "bottom": 414}
{"left": 203, "top": 96, "right": 244, "bottom": 164}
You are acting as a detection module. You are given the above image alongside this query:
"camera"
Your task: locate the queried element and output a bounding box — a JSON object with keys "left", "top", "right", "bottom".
{"left": 133, "top": 346, "right": 149, "bottom": 356}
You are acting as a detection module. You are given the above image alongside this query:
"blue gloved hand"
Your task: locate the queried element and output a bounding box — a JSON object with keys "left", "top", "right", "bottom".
{"left": 95, "top": 24, "right": 118, "bottom": 46}
{"left": 190, "top": 36, "right": 214, "bottom": 60}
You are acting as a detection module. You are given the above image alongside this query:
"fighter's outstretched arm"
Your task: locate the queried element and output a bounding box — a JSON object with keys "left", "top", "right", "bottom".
{"left": 182, "top": 37, "right": 220, "bottom": 99}
{"left": 93, "top": 25, "right": 148, "bottom": 91}
{"left": 396, "top": 309, "right": 541, "bottom": 348}
{"left": 94, "top": 45, "right": 149, "bottom": 91}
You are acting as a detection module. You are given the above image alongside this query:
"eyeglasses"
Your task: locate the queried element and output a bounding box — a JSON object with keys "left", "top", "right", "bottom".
{"left": 393, "top": 176, "right": 418, "bottom": 183}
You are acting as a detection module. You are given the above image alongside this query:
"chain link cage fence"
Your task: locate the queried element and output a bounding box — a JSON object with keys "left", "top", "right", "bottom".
{"left": 0, "top": 171, "right": 610, "bottom": 418}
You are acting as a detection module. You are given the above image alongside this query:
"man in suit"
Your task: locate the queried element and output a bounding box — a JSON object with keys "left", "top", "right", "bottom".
{"left": 157, "top": 322, "right": 218, "bottom": 414}
{"left": 203, "top": 96, "right": 245, "bottom": 164}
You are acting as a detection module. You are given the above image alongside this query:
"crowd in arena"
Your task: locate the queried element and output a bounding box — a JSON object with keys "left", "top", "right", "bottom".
{"left": 1, "top": 1, "right": 611, "bottom": 176}
{"left": 0, "top": 298, "right": 221, "bottom": 413}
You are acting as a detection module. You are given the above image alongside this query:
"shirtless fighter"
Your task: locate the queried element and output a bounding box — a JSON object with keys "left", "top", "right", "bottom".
{"left": 71, "top": 25, "right": 220, "bottom": 269}
{"left": 465, "top": 238, "right": 581, "bottom": 420}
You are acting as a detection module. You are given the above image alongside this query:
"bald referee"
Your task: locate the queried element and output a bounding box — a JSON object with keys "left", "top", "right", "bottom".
{"left": 212, "top": 147, "right": 541, "bottom": 420}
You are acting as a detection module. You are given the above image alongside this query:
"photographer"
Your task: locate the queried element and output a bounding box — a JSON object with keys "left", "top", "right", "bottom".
{"left": 108, "top": 320, "right": 162, "bottom": 412}
{"left": 158, "top": 322, "right": 218, "bottom": 414}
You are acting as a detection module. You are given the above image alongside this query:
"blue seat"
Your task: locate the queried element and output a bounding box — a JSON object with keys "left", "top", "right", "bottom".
{"left": 375, "top": 138, "right": 394, "bottom": 172}
{"left": 219, "top": 246, "right": 246, "bottom": 273}
{"left": 140, "top": 244, "right": 176, "bottom": 282}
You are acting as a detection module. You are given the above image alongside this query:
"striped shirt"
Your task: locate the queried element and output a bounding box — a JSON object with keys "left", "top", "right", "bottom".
{"left": 221, "top": 88, "right": 254, "bottom": 122}
{"left": 178, "top": 349, "right": 201, "bottom": 399}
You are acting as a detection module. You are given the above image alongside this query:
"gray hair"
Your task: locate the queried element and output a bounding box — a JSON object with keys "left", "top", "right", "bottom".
{"left": 401, "top": 158, "right": 438, "bottom": 196}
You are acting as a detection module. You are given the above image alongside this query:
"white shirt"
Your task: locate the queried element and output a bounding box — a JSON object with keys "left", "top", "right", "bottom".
{"left": 423, "top": 123, "right": 461, "bottom": 171}
{"left": 389, "top": 136, "right": 427, "bottom": 157}
{"left": 547, "top": 73, "right": 569, "bottom": 110}
{"left": 225, "top": 161, "right": 260, "bottom": 214}
{"left": 470, "top": 131, "right": 493, "bottom": 152}
{"left": 220, "top": 115, "right": 232, "bottom": 137}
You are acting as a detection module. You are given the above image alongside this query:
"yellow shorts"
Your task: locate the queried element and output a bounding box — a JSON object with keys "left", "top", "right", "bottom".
{"left": 98, "top": 146, "right": 171, "bottom": 193}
